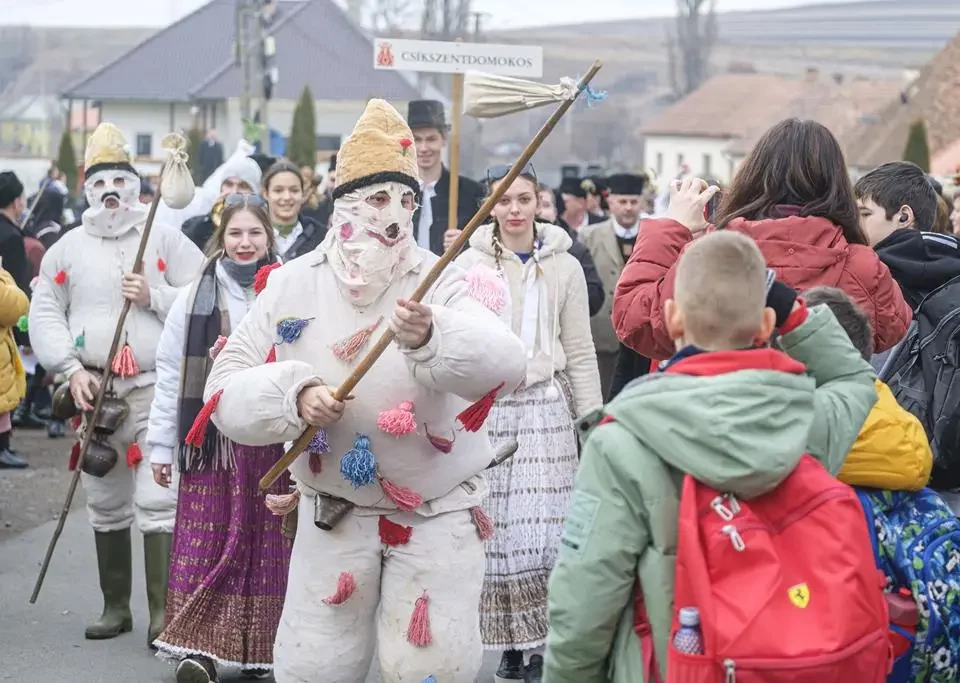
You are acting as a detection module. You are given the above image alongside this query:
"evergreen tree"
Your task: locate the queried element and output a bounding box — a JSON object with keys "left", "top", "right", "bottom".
{"left": 903, "top": 119, "right": 931, "bottom": 172}
{"left": 56, "top": 130, "right": 77, "bottom": 195}
{"left": 288, "top": 86, "right": 317, "bottom": 169}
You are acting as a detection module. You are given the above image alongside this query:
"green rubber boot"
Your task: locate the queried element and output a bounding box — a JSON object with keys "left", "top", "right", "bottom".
{"left": 144, "top": 532, "right": 172, "bottom": 649}
{"left": 84, "top": 528, "right": 134, "bottom": 639}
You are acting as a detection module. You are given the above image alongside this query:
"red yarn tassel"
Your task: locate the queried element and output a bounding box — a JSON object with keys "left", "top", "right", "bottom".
{"left": 331, "top": 317, "right": 384, "bottom": 362}
{"left": 111, "top": 343, "right": 140, "bottom": 378}
{"left": 457, "top": 382, "right": 505, "bottom": 432}
{"left": 126, "top": 442, "right": 143, "bottom": 468}
{"left": 378, "top": 515, "right": 413, "bottom": 546}
{"left": 156, "top": 257, "right": 167, "bottom": 272}
{"left": 254, "top": 262, "right": 282, "bottom": 295}
{"left": 70, "top": 415, "right": 82, "bottom": 431}
{"left": 185, "top": 389, "right": 223, "bottom": 448}
{"left": 407, "top": 591, "right": 432, "bottom": 647}
{"left": 68, "top": 441, "right": 80, "bottom": 470}
{"left": 380, "top": 476, "right": 424, "bottom": 512}
{"left": 54, "top": 269, "right": 67, "bottom": 285}
{"left": 470, "top": 506, "right": 494, "bottom": 541}
{"left": 265, "top": 346, "right": 277, "bottom": 363}
{"left": 323, "top": 571, "right": 357, "bottom": 605}
{"left": 308, "top": 453, "right": 323, "bottom": 474}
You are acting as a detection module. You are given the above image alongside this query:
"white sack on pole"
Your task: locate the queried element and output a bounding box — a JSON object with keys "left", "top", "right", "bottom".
{"left": 464, "top": 71, "right": 579, "bottom": 119}
{"left": 159, "top": 133, "right": 196, "bottom": 209}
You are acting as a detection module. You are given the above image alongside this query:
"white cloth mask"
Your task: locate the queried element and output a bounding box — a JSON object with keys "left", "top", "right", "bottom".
{"left": 325, "top": 181, "right": 419, "bottom": 307}
{"left": 82, "top": 169, "right": 148, "bottom": 238}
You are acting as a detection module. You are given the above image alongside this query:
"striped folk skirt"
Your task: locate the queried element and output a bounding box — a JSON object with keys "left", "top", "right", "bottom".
{"left": 480, "top": 376, "right": 579, "bottom": 651}
{"left": 155, "top": 443, "right": 291, "bottom": 671}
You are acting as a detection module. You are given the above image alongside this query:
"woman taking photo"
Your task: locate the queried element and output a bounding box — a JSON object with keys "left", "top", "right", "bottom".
{"left": 262, "top": 159, "right": 326, "bottom": 261}
{"left": 457, "top": 164, "right": 602, "bottom": 682}
{"left": 146, "top": 196, "right": 289, "bottom": 683}
{"left": 614, "top": 118, "right": 912, "bottom": 360}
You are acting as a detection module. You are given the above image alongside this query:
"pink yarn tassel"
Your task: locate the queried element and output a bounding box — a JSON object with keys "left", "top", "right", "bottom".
{"left": 377, "top": 401, "right": 417, "bottom": 437}
{"left": 265, "top": 490, "right": 300, "bottom": 516}
{"left": 331, "top": 317, "right": 384, "bottom": 362}
{"left": 323, "top": 572, "right": 357, "bottom": 605}
{"left": 470, "top": 506, "right": 494, "bottom": 541}
{"left": 380, "top": 476, "right": 424, "bottom": 512}
{"left": 209, "top": 335, "right": 228, "bottom": 360}
{"left": 465, "top": 264, "right": 507, "bottom": 314}
{"left": 112, "top": 342, "right": 139, "bottom": 378}
{"left": 407, "top": 591, "right": 432, "bottom": 647}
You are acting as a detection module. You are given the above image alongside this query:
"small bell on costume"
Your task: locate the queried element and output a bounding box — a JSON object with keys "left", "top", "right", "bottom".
{"left": 332, "top": 316, "right": 384, "bottom": 362}
{"left": 112, "top": 335, "right": 140, "bottom": 378}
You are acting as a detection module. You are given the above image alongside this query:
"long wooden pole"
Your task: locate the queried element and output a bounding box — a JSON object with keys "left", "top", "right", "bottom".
{"left": 30, "top": 184, "right": 164, "bottom": 604}
{"left": 259, "top": 60, "right": 604, "bottom": 491}
{"left": 446, "top": 71, "right": 464, "bottom": 236}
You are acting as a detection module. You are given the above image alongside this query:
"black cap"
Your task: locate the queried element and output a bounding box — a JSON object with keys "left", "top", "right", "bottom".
{"left": 606, "top": 173, "right": 646, "bottom": 196}
{"left": 407, "top": 100, "right": 448, "bottom": 131}
{"left": 558, "top": 177, "right": 588, "bottom": 199}
{"left": 0, "top": 171, "right": 24, "bottom": 209}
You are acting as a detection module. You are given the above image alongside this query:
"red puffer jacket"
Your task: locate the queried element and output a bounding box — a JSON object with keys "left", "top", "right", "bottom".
{"left": 613, "top": 215, "right": 913, "bottom": 360}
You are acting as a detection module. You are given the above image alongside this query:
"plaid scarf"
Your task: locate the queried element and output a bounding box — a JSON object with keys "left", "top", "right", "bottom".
{"left": 177, "top": 258, "right": 232, "bottom": 472}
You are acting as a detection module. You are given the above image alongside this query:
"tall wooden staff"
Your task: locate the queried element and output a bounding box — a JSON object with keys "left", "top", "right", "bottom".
{"left": 30, "top": 134, "right": 193, "bottom": 603}
{"left": 259, "top": 60, "right": 604, "bottom": 491}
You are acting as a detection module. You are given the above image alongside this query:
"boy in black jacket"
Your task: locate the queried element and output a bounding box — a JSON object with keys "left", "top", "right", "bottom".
{"left": 855, "top": 161, "right": 960, "bottom": 310}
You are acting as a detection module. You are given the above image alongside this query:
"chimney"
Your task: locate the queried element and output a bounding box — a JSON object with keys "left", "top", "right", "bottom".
{"left": 805, "top": 67, "right": 819, "bottom": 83}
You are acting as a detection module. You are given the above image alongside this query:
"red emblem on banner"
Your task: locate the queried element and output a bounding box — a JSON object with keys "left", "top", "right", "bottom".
{"left": 377, "top": 42, "right": 395, "bottom": 68}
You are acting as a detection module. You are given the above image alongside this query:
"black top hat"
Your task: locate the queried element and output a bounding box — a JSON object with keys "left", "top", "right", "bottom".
{"left": 606, "top": 173, "right": 646, "bottom": 196}
{"left": 407, "top": 100, "right": 448, "bottom": 131}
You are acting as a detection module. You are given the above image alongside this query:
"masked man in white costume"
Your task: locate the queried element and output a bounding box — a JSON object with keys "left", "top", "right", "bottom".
{"left": 29, "top": 123, "right": 205, "bottom": 646}
{"left": 202, "top": 99, "right": 526, "bottom": 682}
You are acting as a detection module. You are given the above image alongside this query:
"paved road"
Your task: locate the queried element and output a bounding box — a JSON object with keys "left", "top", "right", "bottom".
{"left": 0, "top": 488, "right": 501, "bottom": 682}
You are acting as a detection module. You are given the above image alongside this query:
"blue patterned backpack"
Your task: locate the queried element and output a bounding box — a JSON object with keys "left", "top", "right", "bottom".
{"left": 857, "top": 488, "right": 960, "bottom": 682}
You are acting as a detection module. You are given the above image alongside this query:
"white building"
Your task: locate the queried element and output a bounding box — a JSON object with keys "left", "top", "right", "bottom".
{"left": 60, "top": 0, "right": 433, "bottom": 173}
{"left": 639, "top": 72, "right": 901, "bottom": 185}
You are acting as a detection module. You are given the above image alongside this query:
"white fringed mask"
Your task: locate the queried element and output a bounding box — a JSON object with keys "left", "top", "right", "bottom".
{"left": 82, "top": 169, "right": 148, "bottom": 237}
{"left": 326, "top": 181, "right": 419, "bottom": 307}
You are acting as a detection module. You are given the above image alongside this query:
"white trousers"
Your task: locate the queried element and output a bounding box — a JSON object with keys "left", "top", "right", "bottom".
{"left": 80, "top": 385, "right": 178, "bottom": 534}
{"left": 274, "top": 504, "right": 485, "bottom": 683}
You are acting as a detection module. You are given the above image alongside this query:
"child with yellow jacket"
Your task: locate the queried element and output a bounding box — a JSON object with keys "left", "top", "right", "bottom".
{"left": 804, "top": 286, "right": 932, "bottom": 490}
{"left": 0, "top": 264, "right": 30, "bottom": 468}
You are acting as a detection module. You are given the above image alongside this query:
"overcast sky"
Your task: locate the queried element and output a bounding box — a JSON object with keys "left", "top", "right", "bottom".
{"left": 0, "top": 0, "right": 870, "bottom": 29}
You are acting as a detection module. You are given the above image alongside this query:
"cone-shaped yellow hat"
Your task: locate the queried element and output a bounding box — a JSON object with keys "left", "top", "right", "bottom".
{"left": 333, "top": 99, "right": 420, "bottom": 200}
{"left": 84, "top": 123, "right": 135, "bottom": 179}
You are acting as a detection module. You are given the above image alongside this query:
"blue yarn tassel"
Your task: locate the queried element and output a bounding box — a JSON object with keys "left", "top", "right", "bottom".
{"left": 584, "top": 84, "right": 607, "bottom": 107}
{"left": 276, "top": 316, "right": 312, "bottom": 344}
{"left": 308, "top": 428, "right": 330, "bottom": 455}
{"left": 340, "top": 434, "right": 376, "bottom": 488}
{"left": 422, "top": 677, "right": 437, "bottom": 683}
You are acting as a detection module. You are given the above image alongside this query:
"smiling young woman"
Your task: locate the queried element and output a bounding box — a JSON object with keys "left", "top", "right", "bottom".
{"left": 261, "top": 159, "right": 327, "bottom": 261}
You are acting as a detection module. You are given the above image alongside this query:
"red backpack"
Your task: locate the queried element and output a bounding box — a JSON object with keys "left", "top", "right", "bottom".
{"left": 637, "top": 455, "right": 892, "bottom": 683}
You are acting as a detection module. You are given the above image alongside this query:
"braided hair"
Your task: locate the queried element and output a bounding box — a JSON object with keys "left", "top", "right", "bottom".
{"left": 488, "top": 171, "right": 540, "bottom": 271}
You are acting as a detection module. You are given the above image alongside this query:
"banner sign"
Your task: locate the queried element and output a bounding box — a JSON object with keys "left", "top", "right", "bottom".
{"left": 374, "top": 38, "right": 544, "bottom": 79}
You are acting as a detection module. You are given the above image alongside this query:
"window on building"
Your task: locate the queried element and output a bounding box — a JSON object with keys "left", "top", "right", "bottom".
{"left": 703, "top": 153, "right": 712, "bottom": 178}
{"left": 135, "top": 134, "right": 152, "bottom": 158}
{"left": 656, "top": 152, "right": 663, "bottom": 176}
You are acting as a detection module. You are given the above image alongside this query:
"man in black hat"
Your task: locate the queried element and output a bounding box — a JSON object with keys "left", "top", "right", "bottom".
{"left": 407, "top": 100, "right": 485, "bottom": 256}
{"left": 578, "top": 173, "right": 652, "bottom": 399}
{"left": 559, "top": 177, "right": 605, "bottom": 233}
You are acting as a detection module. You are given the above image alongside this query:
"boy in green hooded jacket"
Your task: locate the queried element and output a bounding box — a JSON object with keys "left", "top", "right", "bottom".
{"left": 543, "top": 230, "right": 878, "bottom": 683}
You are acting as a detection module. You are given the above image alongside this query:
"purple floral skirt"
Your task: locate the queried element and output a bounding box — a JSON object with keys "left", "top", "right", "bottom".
{"left": 155, "top": 443, "right": 291, "bottom": 670}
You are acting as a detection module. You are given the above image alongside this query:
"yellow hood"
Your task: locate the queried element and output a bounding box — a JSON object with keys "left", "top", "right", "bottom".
{"left": 839, "top": 379, "right": 932, "bottom": 491}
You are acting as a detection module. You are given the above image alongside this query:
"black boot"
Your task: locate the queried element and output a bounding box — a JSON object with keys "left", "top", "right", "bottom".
{"left": 85, "top": 528, "right": 133, "bottom": 639}
{"left": 176, "top": 656, "right": 218, "bottom": 683}
{"left": 12, "top": 403, "right": 46, "bottom": 429}
{"left": 496, "top": 649, "right": 525, "bottom": 680}
{"left": 524, "top": 654, "right": 543, "bottom": 683}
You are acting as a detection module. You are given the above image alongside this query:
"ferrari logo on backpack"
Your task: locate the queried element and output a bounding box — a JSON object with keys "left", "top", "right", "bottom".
{"left": 788, "top": 583, "right": 810, "bottom": 608}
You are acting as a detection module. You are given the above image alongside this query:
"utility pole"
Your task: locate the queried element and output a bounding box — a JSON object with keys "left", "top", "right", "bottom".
{"left": 236, "top": 0, "right": 251, "bottom": 123}
{"left": 258, "top": 0, "right": 277, "bottom": 144}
